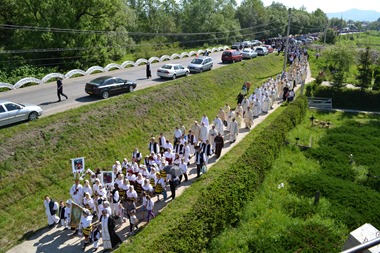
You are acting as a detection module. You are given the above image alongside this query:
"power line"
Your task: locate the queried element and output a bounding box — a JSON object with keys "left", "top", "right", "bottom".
{"left": 1, "top": 26, "right": 286, "bottom": 55}
{"left": 0, "top": 21, "right": 278, "bottom": 36}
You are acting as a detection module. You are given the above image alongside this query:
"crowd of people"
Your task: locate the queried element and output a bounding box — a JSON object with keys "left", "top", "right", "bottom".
{"left": 43, "top": 51, "right": 309, "bottom": 252}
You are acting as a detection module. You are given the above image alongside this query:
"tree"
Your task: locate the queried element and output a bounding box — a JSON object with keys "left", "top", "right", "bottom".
{"left": 235, "top": 0, "right": 268, "bottom": 39}
{"left": 356, "top": 47, "right": 373, "bottom": 91}
{"left": 324, "top": 42, "right": 356, "bottom": 88}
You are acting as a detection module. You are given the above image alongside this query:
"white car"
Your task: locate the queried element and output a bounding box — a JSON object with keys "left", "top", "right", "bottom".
{"left": 157, "top": 64, "right": 190, "bottom": 79}
{"left": 241, "top": 49, "right": 258, "bottom": 59}
{"left": 255, "top": 46, "right": 268, "bottom": 56}
{"left": 0, "top": 100, "right": 43, "bottom": 127}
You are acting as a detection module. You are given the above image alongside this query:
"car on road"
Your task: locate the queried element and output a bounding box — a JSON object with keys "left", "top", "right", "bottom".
{"left": 231, "top": 42, "right": 243, "bottom": 50}
{"left": 157, "top": 64, "right": 190, "bottom": 79}
{"left": 251, "top": 40, "right": 262, "bottom": 46}
{"left": 221, "top": 50, "right": 243, "bottom": 63}
{"left": 85, "top": 76, "right": 137, "bottom": 99}
{"left": 255, "top": 46, "right": 269, "bottom": 56}
{"left": 241, "top": 49, "right": 258, "bottom": 59}
{"left": 0, "top": 100, "right": 43, "bottom": 127}
{"left": 187, "top": 56, "right": 213, "bottom": 73}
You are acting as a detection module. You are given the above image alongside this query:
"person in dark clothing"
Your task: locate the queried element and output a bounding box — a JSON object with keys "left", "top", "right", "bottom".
{"left": 56, "top": 78, "right": 68, "bottom": 102}
{"left": 214, "top": 132, "right": 224, "bottom": 158}
{"left": 194, "top": 146, "right": 205, "bottom": 178}
{"left": 146, "top": 62, "right": 152, "bottom": 79}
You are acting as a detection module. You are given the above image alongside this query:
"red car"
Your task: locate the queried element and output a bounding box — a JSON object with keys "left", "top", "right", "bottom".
{"left": 264, "top": 45, "right": 274, "bottom": 53}
{"left": 222, "top": 50, "right": 242, "bottom": 63}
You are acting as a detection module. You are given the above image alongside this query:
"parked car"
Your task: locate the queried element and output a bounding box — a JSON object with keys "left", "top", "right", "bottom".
{"left": 264, "top": 45, "right": 274, "bottom": 53}
{"left": 0, "top": 100, "right": 43, "bottom": 127}
{"left": 231, "top": 42, "right": 243, "bottom": 50}
{"left": 251, "top": 40, "right": 262, "bottom": 46}
{"left": 241, "top": 49, "right": 258, "bottom": 59}
{"left": 187, "top": 56, "right": 213, "bottom": 73}
{"left": 85, "top": 76, "right": 137, "bottom": 99}
{"left": 222, "top": 50, "right": 243, "bottom": 63}
{"left": 242, "top": 41, "right": 252, "bottom": 48}
{"left": 255, "top": 46, "right": 268, "bottom": 56}
{"left": 157, "top": 64, "right": 189, "bottom": 79}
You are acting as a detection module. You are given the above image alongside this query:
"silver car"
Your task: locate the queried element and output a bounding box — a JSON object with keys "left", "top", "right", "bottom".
{"left": 0, "top": 100, "right": 43, "bottom": 127}
{"left": 187, "top": 56, "right": 213, "bottom": 73}
{"left": 241, "top": 49, "right": 258, "bottom": 59}
{"left": 157, "top": 64, "right": 190, "bottom": 79}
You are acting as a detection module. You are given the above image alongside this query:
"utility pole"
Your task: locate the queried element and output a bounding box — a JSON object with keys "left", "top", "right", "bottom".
{"left": 283, "top": 8, "right": 291, "bottom": 72}
{"left": 323, "top": 20, "right": 329, "bottom": 46}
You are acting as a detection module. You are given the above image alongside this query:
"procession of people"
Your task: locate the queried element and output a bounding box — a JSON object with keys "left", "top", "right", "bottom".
{"left": 43, "top": 53, "right": 308, "bottom": 252}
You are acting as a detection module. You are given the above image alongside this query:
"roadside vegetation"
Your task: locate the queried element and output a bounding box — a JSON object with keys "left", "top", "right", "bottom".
{"left": 0, "top": 54, "right": 285, "bottom": 252}
{"left": 208, "top": 110, "right": 380, "bottom": 253}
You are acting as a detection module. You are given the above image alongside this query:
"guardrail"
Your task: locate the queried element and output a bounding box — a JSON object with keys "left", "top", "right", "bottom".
{"left": 0, "top": 46, "right": 229, "bottom": 90}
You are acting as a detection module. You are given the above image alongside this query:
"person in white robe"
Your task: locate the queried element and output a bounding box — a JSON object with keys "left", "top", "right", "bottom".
{"left": 229, "top": 118, "right": 239, "bottom": 143}
{"left": 262, "top": 94, "right": 271, "bottom": 113}
{"left": 244, "top": 107, "right": 253, "bottom": 129}
{"left": 235, "top": 112, "right": 242, "bottom": 129}
{"left": 190, "top": 121, "right": 201, "bottom": 142}
{"left": 44, "top": 195, "right": 59, "bottom": 226}
{"left": 235, "top": 103, "right": 244, "bottom": 116}
{"left": 213, "top": 116, "right": 224, "bottom": 135}
{"left": 199, "top": 122, "right": 208, "bottom": 142}
{"left": 200, "top": 114, "right": 209, "bottom": 128}
{"left": 208, "top": 125, "right": 218, "bottom": 151}
{"left": 70, "top": 179, "right": 83, "bottom": 206}
{"left": 100, "top": 209, "right": 122, "bottom": 250}
{"left": 253, "top": 98, "right": 261, "bottom": 117}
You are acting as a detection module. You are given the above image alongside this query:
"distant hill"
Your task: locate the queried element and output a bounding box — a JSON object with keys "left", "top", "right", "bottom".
{"left": 326, "top": 9, "right": 380, "bottom": 22}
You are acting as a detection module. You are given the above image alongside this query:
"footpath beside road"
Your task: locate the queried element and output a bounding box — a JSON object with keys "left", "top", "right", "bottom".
{"left": 7, "top": 63, "right": 314, "bottom": 253}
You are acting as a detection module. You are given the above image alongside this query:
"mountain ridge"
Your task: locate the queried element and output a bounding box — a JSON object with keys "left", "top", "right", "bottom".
{"left": 326, "top": 8, "right": 380, "bottom": 22}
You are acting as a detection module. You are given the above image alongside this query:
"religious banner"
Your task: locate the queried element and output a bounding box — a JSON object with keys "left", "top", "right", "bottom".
{"left": 69, "top": 201, "right": 83, "bottom": 228}
{"left": 71, "top": 157, "right": 85, "bottom": 175}
{"left": 101, "top": 171, "right": 114, "bottom": 188}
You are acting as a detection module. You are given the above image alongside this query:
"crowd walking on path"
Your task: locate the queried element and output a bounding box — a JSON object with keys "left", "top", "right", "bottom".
{"left": 42, "top": 52, "right": 309, "bottom": 252}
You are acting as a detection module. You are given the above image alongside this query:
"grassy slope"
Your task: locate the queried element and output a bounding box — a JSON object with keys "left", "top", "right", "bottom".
{"left": 208, "top": 110, "right": 380, "bottom": 253}
{"left": 0, "top": 54, "right": 284, "bottom": 252}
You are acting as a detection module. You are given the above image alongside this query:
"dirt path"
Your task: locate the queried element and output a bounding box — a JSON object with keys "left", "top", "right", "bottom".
{"left": 7, "top": 63, "right": 313, "bottom": 253}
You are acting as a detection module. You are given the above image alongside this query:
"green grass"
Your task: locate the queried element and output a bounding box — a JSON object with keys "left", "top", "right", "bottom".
{"left": 208, "top": 110, "right": 380, "bottom": 253}
{"left": 0, "top": 54, "right": 285, "bottom": 252}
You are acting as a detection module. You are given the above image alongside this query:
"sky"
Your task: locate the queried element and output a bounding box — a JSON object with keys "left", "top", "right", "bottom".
{"left": 260, "top": 0, "right": 380, "bottom": 13}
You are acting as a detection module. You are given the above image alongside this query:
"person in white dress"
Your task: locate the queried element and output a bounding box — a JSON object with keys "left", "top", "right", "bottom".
{"left": 208, "top": 125, "right": 218, "bottom": 152}
{"left": 213, "top": 116, "right": 224, "bottom": 136}
{"left": 200, "top": 114, "right": 209, "bottom": 128}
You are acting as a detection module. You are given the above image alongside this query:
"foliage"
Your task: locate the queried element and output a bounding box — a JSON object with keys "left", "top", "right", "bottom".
{"left": 374, "top": 65, "right": 380, "bottom": 90}
{"left": 356, "top": 47, "right": 373, "bottom": 90}
{"left": 323, "top": 42, "right": 356, "bottom": 88}
{"left": 324, "top": 28, "right": 337, "bottom": 44}
{"left": 209, "top": 110, "right": 380, "bottom": 253}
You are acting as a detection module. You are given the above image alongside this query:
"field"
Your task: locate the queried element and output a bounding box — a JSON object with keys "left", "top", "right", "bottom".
{"left": 208, "top": 110, "right": 380, "bottom": 252}
{"left": 0, "top": 53, "right": 285, "bottom": 252}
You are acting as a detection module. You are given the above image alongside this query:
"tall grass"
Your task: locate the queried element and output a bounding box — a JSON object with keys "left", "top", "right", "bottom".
{"left": 0, "top": 54, "right": 285, "bottom": 252}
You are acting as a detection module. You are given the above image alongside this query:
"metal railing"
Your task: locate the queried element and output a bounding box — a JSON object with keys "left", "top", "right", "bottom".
{"left": 341, "top": 237, "right": 380, "bottom": 253}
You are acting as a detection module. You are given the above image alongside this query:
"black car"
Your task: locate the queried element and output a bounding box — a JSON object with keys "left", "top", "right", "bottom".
{"left": 85, "top": 76, "right": 137, "bottom": 99}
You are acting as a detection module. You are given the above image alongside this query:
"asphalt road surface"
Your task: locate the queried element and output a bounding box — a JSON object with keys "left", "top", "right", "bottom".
{"left": 0, "top": 52, "right": 231, "bottom": 117}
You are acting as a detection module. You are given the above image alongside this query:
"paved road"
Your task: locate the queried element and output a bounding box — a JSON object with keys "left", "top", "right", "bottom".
{"left": 0, "top": 52, "right": 229, "bottom": 117}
